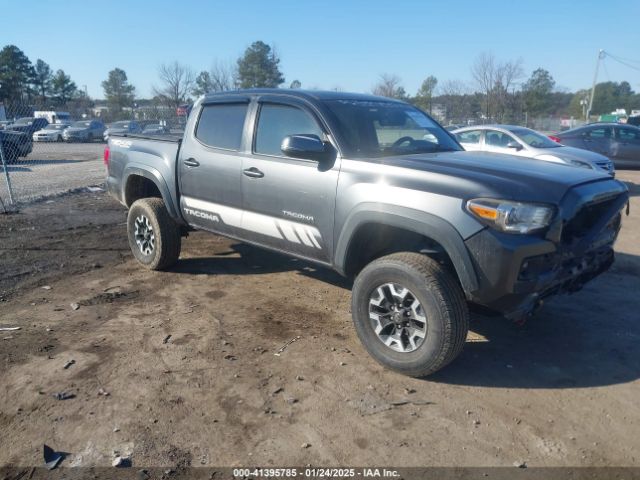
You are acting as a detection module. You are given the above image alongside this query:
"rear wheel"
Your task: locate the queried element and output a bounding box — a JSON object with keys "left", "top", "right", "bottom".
{"left": 127, "top": 198, "right": 181, "bottom": 270}
{"left": 351, "top": 252, "right": 469, "bottom": 377}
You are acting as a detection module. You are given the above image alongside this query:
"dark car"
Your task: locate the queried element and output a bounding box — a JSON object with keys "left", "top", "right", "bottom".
{"left": 0, "top": 130, "right": 33, "bottom": 164}
{"left": 553, "top": 123, "right": 640, "bottom": 169}
{"left": 63, "top": 120, "right": 106, "bottom": 142}
{"left": 141, "top": 124, "right": 170, "bottom": 135}
{"left": 104, "top": 120, "right": 142, "bottom": 141}
{"left": 627, "top": 116, "right": 640, "bottom": 128}
{"left": 7, "top": 117, "right": 49, "bottom": 136}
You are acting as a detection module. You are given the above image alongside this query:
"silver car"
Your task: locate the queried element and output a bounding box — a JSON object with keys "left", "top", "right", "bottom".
{"left": 452, "top": 125, "right": 615, "bottom": 175}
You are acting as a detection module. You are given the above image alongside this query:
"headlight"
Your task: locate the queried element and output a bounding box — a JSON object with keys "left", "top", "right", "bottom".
{"left": 466, "top": 198, "right": 556, "bottom": 234}
{"left": 535, "top": 154, "right": 592, "bottom": 169}
{"left": 564, "top": 158, "right": 592, "bottom": 169}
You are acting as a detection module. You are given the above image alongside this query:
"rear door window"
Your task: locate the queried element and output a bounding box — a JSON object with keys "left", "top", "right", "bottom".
{"left": 196, "top": 103, "right": 248, "bottom": 150}
{"left": 617, "top": 127, "right": 640, "bottom": 141}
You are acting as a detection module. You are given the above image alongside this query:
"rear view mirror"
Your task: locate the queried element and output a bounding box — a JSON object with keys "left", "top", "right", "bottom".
{"left": 281, "top": 134, "right": 327, "bottom": 160}
{"left": 507, "top": 141, "right": 523, "bottom": 151}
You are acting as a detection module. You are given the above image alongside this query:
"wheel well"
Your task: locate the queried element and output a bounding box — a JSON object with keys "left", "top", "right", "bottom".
{"left": 124, "top": 175, "right": 162, "bottom": 207}
{"left": 343, "top": 223, "right": 455, "bottom": 278}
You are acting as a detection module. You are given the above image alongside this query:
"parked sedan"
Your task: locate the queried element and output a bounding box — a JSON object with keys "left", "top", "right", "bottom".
{"left": 103, "top": 120, "right": 142, "bottom": 141}
{"left": 32, "top": 123, "right": 70, "bottom": 142}
{"left": 453, "top": 125, "right": 615, "bottom": 175}
{"left": 0, "top": 130, "right": 33, "bottom": 164}
{"left": 551, "top": 123, "right": 640, "bottom": 169}
{"left": 63, "top": 120, "right": 106, "bottom": 143}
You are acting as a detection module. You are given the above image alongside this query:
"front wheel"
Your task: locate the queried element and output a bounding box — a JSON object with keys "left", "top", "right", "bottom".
{"left": 127, "top": 198, "right": 181, "bottom": 270}
{"left": 351, "top": 252, "right": 469, "bottom": 377}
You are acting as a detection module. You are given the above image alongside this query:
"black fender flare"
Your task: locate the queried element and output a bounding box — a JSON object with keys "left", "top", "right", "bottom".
{"left": 334, "top": 204, "right": 480, "bottom": 297}
{"left": 122, "top": 164, "right": 184, "bottom": 224}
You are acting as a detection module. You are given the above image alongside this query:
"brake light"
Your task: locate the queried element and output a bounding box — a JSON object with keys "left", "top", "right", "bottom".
{"left": 548, "top": 135, "right": 561, "bottom": 143}
{"left": 103, "top": 146, "right": 110, "bottom": 166}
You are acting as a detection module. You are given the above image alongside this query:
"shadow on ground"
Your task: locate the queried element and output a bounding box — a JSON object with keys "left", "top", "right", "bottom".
{"left": 171, "top": 242, "right": 640, "bottom": 390}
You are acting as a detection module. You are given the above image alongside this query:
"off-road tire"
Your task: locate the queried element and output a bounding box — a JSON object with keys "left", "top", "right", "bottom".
{"left": 351, "top": 252, "right": 469, "bottom": 377}
{"left": 127, "top": 198, "right": 181, "bottom": 270}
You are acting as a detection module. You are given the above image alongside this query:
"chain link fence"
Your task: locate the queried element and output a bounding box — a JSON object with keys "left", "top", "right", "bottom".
{"left": 0, "top": 101, "right": 185, "bottom": 212}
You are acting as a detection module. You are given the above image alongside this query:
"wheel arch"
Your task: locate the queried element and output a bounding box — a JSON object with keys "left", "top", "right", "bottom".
{"left": 122, "top": 164, "right": 183, "bottom": 223}
{"left": 334, "top": 205, "right": 479, "bottom": 297}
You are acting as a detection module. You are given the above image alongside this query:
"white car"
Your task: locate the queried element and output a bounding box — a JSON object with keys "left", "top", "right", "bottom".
{"left": 452, "top": 124, "right": 615, "bottom": 176}
{"left": 32, "top": 123, "right": 70, "bottom": 142}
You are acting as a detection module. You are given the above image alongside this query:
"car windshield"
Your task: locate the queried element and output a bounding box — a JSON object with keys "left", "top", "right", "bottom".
{"left": 49, "top": 124, "right": 68, "bottom": 130}
{"left": 324, "top": 100, "right": 461, "bottom": 158}
{"left": 111, "top": 122, "right": 130, "bottom": 128}
{"left": 14, "top": 118, "right": 33, "bottom": 125}
{"left": 509, "top": 127, "right": 560, "bottom": 148}
{"left": 72, "top": 121, "right": 91, "bottom": 127}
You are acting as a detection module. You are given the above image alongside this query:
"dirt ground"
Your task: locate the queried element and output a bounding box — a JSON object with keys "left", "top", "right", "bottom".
{"left": 1, "top": 172, "right": 639, "bottom": 471}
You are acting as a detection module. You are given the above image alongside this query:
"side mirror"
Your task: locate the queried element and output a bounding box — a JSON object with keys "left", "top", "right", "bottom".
{"left": 281, "top": 134, "right": 327, "bottom": 160}
{"left": 506, "top": 141, "right": 523, "bottom": 151}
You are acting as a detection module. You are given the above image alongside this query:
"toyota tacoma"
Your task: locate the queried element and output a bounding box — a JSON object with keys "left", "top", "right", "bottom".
{"left": 105, "top": 89, "right": 629, "bottom": 376}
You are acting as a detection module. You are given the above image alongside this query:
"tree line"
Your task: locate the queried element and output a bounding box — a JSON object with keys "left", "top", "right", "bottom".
{"left": 1, "top": 43, "right": 638, "bottom": 124}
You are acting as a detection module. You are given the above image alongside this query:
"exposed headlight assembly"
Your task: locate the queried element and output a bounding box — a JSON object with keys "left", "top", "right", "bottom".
{"left": 466, "top": 198, "right": 556, "bottom": 234}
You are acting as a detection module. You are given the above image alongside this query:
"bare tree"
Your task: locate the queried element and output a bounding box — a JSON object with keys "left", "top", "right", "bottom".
{"left": 153, "top": 61, "right": 195, "bottom": 109}
{"left": 210, "top": 60, "right": 237, "bottom": 92}
{"left": 471, "top": 52, "right": 523, "bottom": 121}
{"left": 438, "top": 80, "right": 471, "bottom": 122}
{"left": 372, "top": 73, "right": 406, "bottom": 99}
{"left": 471, "top": 52, "right": 498, "bottom": 119}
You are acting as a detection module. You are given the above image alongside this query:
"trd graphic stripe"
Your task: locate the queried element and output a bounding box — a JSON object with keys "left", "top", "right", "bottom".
{"left": 294, "top": 225, "right": 314, "bottom": 247}
{"left": 182, "top": 196, "right": 322, "bottom": 249}
{"left": 276, "top": 221, "right": 301, "bottom": 244}
{"left": 305, "top": 227, "right": 322, "bottom": 249}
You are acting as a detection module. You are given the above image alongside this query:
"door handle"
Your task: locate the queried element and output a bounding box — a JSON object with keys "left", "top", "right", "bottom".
{"left": 183, "top": 158, "right": 200, "bottom": 167}
{"left": 243, "top": 167, "right": 264, "bottom": 178}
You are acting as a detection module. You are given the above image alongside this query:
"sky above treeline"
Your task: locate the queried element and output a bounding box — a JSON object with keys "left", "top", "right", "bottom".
{"left": 3, "top": 0, "right": 639, "bottom": 98}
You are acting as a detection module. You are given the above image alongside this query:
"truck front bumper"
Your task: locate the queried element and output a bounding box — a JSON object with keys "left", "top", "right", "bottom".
{"left": 464, "top": 190, "right": 627, "bottom": 320}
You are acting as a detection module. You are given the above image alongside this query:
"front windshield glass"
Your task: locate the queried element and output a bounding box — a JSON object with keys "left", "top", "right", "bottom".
{"left": 509, "top": 127, "right": 560, "bottom": 148}
{"left": 14, "top": 118, "right": 33, "bottom": 125}
{"left": 49, "top": 124, "right": 68, "bottom": 130}
{"left": 72, "top": 121, "right": 91, "bottom": 128}
{"left": 324, "top": 100, "right": 461, "bottom": 158}
{"left": 111, "top": 122, "right": 130, "bottom": 128}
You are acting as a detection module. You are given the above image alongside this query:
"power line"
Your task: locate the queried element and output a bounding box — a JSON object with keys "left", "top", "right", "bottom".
{"left": 606, "top": 52, "right": 640, "bottom": 65}
{"left": 605, "top": 52, "right": 640, "bottom": 73}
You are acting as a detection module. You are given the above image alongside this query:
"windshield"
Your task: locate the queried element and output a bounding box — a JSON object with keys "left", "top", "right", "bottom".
{"left": 48, "top": 124, "right": 68, "bottom": 130}
{"left": 324, "top": 100, "right": 461, "bottom": 158}
{"left": 14, "top": 118, "right": 33, "bottom": 125}
{"left": 509, "top": 127, "right": 560, "bottom": 148}
{"left": 111, "top": 122, "right": 130, "bottom": 128}
{"left": 72, "top": 121, "right": 91, "bottom": 128}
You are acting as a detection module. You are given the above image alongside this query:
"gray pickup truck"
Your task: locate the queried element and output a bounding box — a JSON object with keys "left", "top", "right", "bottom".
{"left": 106, "top": 89, "right": 629, "bottom": 377}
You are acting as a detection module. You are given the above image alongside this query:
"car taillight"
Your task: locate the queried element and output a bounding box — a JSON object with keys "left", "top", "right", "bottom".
{"left": 103, "top": 146, "right": 110, "bottom": 166}
{"left": 548, "top": 135, "right": 561, "bottom": 143}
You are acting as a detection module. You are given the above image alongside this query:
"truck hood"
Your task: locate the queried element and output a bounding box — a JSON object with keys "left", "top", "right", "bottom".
{"left": 371, "top": 150, "right": 616, "bottom": 204}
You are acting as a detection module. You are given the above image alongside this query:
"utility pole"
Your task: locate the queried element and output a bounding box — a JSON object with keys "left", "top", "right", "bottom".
{"left": 586, "top": 49, "right": 605, "bottom": 122}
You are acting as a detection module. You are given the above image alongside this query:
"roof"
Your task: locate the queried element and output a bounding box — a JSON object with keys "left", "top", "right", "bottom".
{"left": 202, "top": 88, "right": 403, "bottom": 103}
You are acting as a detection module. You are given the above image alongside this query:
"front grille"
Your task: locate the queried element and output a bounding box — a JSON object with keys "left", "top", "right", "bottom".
{"left": 561, "top": 197, "right": 620, "bottom": 245}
